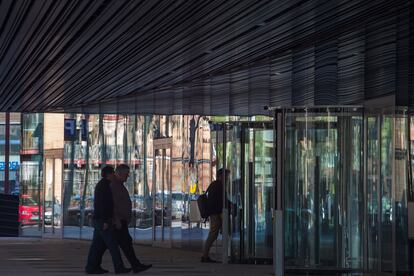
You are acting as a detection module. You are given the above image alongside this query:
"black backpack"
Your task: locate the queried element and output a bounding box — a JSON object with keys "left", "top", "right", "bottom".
{"left": 197, "top": 186, "right": 211, "bottom": 219}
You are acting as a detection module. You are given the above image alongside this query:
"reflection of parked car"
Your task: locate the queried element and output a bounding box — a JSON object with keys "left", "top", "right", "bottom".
{"left": 181, "top": 194, "right": 198, "bottom": 222}
{"left": 19, "top": 195, "right": 41, "bottom": 225}
{"left": 84, "top": 197, "right": 94, "bottom": 226}
{"left": 66, "top": 195, "right": 94, "bottom": 226}
{"left": 172, "top": 192, "right": 184, "bottom": 220}
{"left": 131, "top": 194, "right": 169, "bottom": 228}
{"left": 44, "top": 200, "right": 61, "bottom": 226}
{"left": 132, "top": 195, "right": 151, "bottom": 228}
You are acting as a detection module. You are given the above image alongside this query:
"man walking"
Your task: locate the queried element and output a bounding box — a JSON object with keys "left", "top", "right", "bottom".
{"left": 85, "top": 166, "right": 131, "bottom": 274}
{"left": 112, "top": 164, "right": 152, "bottom": 273}
{"left": 201, "top": 168, "right": 229, "bottom": 263}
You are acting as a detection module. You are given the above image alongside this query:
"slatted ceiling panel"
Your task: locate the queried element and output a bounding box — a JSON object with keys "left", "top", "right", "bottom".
{"left": 144, "top": 0, "right": 316, "bottom": 97}
{"left": 230, "top": 69, "right": 249, "bottom": 115}
{"left": 0, "top": 0, "right": 360, "bottom": 109}
{"left": 78, "top": 1, "right": 196, "bottom": 101}
{"left": 173, "top": 87, "right": 183, "bottom": 115}
{"left": 315, "top": 41, "right": 338, "bottom": 105}
{"left": 10, "top": 0, "right": 130, "bottom": 110}
{"left": 210, "top": 74, "right": 230, "bottom": 115}
{"left": 249, "top": 64, "right": 270, "bottom": 115}
{"left": 364, "top": 18, "right": 397, "bottom": 100}
{"left": 152, "top": 90, "right": 168, "bottom": 115}
{"left": 99, "top": 99, "right": 119, "bottom": 115}
{"left": 39, "top": 0, "right": 139, "bottom": 107}
{"left": 188, "top": 80, "right": 206, "bottom": 115}
{"left": 191, "top": 0, "right": 394, "bottom": 92}
{"left": 130, "top": 2, "right": 266, "bottom": 96}
{"left": 292, "top": 47, "right": 315, "bottom": 106}
{"left": 181, "top": 86, "right": 193, "bottom": 115}
{"left": 68, "top": 0, "right": 233, "bottom": 104}
{"left": 173, "top": 0, "right": 306, "bottom": 85}
{"left": 38, "top": 0, "right": 164, "bottom": 109}
{"left": 0, "top": 0, "right": 44, "bottom": 85}
{"left": 129, "top": 93, "right": 150, "bottom": 115}
{"left": 4, "top": 0, "right": 105, "bottom": 111}
{"left": 395, "top": 6, "right": 411, "bottom": 106}
{"left": 202, "top": 79, "right": 212, "bottom": 116}
{"left": 6, "top": 0, "right": 58, "bottom": 111}
{"left": 337, "top": 31, "right": 365, "bottom": 104}
{"left": 270, "top": 54, "right": 292, "bottom": 107}
{"left": 116, "top": 94, "right": 138, "bottom": 114}
{"left": 0, "top": 0, "right": 412, "bottom": 115}
{"left": 81, "top": 103, "right": 100, "bottom": 115}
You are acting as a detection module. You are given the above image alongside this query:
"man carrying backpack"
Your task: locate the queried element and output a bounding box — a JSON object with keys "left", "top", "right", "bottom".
{"left": 201, "top": 168, "right": 229, "bottom": 263}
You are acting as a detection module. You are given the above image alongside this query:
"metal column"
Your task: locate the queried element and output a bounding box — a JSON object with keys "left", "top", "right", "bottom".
{"left": 273, "top": 110, "right": 284, "bottom": 276}
{"left": 222, "top": 123, "right": 229, "bottom": 264}
{"left": 4, "top": 112, "right": 10, "bottom": 194}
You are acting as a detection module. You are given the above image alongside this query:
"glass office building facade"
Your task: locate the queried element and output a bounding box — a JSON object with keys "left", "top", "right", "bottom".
{"left": 7, "top": 109, "right": 414, "bottom": 274}
{"left": 59, "top": 114, "right": 215, "bottom": 250}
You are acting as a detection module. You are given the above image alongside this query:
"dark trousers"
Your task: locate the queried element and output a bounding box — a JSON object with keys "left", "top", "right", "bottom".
{"left": 203, "top": 214, "right": 222, "bottom": 258}
{"left": 114, "top": 220, "right": 141, "bottom": 268}
{"left": 85, "top": 227, "right": 125, "bottom": 273}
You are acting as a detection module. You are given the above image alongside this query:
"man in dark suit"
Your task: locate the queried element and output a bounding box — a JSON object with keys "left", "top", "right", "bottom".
{"left": 85, "top": 166, "right": 131, "bottom": 274}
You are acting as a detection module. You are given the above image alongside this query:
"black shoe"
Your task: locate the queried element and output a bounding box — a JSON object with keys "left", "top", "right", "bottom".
{"left": 97, "top": 267, "right": 109, "bottom": 273}
{"left": 133, "top": 264, "right": 152, "bottom": 273}
{"left": 85, "top": 269, "right": 105, "bottom": 274}
{"left": 115, "top": 267, "right": 132, "bottom": 274}
{"left": 201, "top": 256, "right": 219, "bottom": 263}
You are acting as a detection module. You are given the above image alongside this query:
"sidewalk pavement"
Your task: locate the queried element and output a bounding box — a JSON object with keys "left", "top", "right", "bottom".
{"left": 0, "top": 237, "right": 273, "bottom": 276}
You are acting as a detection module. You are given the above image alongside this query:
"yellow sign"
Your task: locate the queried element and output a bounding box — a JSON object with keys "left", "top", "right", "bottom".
{"left": 190, "top": 183, "right": 197, "bottom": 194}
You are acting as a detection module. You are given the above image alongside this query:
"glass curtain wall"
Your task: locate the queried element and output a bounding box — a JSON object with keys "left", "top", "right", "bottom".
{"left": 63, "top": 114, "right": 87, "bottom": 239}
{"left": 62, "top": 114, "right": 213, "bottom": 249}
{"left": 284, "top": 107, "right": 363, "bottom": 270}
{"left": 20, "top": 113, "right": 43, "bottom": 237}
{"left": 394, "top": 110, "right": 409, "bottom": 273}
{"left": 365, "top": 109, "right": 409, "bottom": 274}
{"left": 209, "top": 118, "right": 273, "bottom": 263}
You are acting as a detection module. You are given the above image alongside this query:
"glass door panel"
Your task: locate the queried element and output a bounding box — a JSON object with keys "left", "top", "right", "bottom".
{"left": 152, "top": 143, "right": 172, "bottom": 247}
{"left": 226, "top": 124, "right": 242, "bottom": 262}
{"left": 252, "top": 127, "right": 274, "bottom": 260}
{"left": 394, "top": 114, "right": 409, "bottom": 273}
{"left": 20, "top": 161, "right": 42, "bottom": 237}
{"left": 284, "top": 108, "right": 363, "bottom": 270}
{"left": 43, "top": 158, "right": 54, "bottom": 234}
{"left": 236, "top": 122, "right": 273, "bottom": 262}
{"left": 366, "top": 116, "right": 380, "bottom": 270}
{"left": 163, "top": 148, "right": 172, "bottom": 243}
{"left": 43, "top": 157, "right": 63, "bottom": 238}
{"left": 153, "top": 149, "right": 163, "bottom": 242}
{"left": 53, "top": 159, "right": 62, "bottom": 233}
{"left": 380, "top": 116, "right": 393, "bottom": 272}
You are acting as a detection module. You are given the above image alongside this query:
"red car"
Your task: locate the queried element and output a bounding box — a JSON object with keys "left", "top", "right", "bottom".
{"left": 19, "top": 195, "right": 41, "bottom": 225}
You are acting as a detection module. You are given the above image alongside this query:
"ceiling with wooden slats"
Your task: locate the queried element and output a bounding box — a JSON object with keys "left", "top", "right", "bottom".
{"left": 0, "top": 0, "right": 413, "bottom": 115}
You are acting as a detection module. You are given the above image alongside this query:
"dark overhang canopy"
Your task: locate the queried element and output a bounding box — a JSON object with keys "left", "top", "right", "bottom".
{"left": 0, "top": 0, "right": 413, "bottom": 115}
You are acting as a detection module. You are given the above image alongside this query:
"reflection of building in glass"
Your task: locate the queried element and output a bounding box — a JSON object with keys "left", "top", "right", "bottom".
{"left": 0, "top": 113, "right": 21, "bottom": 194}
{"left": 4, "top": 111, "right": 414, "bottom": 274}
{"left": 56, "top": 114, "right": 215, "bottom": 247}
